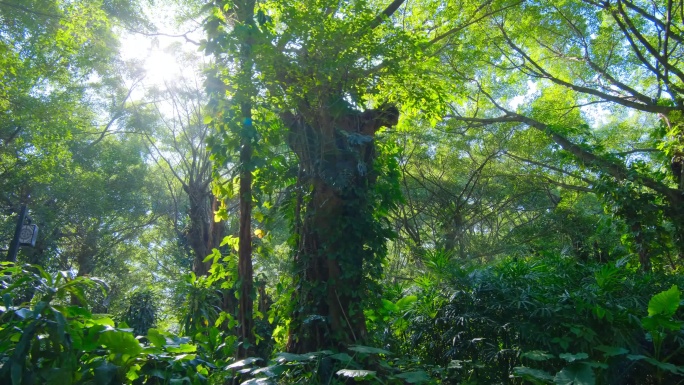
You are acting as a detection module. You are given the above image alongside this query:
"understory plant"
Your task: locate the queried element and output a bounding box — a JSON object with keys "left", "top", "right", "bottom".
{"left": 0, "top": 263, "right": 209, "bottom": 385}
{"left": 392, "top": 255, "right": 684, "bottom": 384}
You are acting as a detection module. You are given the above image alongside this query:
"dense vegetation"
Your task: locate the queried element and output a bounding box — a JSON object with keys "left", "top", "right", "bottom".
{"left": 1, "top": 0, "right": 684, "bottom": 384}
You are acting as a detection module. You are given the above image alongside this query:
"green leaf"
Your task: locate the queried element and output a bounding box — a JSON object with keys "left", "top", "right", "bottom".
{"left": 329, "top": 352, "right": 354, "bottom": 363}
{"left": 173, "top": 354, "right": 196, "bottom": 361}
{"left": 513, "top": 367, "right": 554, "bottom": 382}
{"left": 61, "top": 305, "right": 92, "bottom": 318}
{"left": 336, "top": 369, "right": 376, "bottom": 379}
{"left": 395, "top": 370, "right": 430, "bottom": 383}
{"left": 627, "top": 354, "right": 647, "bottom": 361}
{"left": 648, "top": 285, "right": 680, "bottom": 316}
{"left": 126, "top": 364, "right": 141, "bottom": 381}
{"left": 148, "top": 369, "right": 168, "bottom": 380}
{"left": 594, "top": 346, "right": 628, "bottom": 357}
{"left": 90, "top": 316, "right": 115, "bottom": 327}
{"left": 240, "top": 379, "right": 274, "bottom": 384}
{"left": 381, "top": 299, "right": 397, "bottom": 312}
{"left": 51, "top": 307, "right": 67, "bottom": 343}
{"left": 226, "top": 357, "right": 262, "bottom": 369}
{"left": 559, "top": 352, "right": 589, "bottom": 362}
{"left": 395, "top": 295, "right": 417, "bottom": 311}
{"left": 554, "top": 364, "right": 595, "bottom": 385}
{"left": 99, "top": 330, "right": 143, "bottom": 356}
{"left": 146, "top": 328, "right": 167, "bottom": 347}
{"left": 641, "top": 315, "right": 682, "bottom": 331}
{"left": 348, "top": 345, "right": 392, "bottom": 355}
{"left": 584, "top": 362, "right": 608, "bottom": 369}
{"left": 251, "top": 365, "right": 286, "bottom": 377}
{"left": 642, "top": 357, "right": 682, "bottom": 374}
{"left": 94, "top": 361, "right": 119, "bottom": 385}
{"left": 166, "top": 343, "right": 196, "bottom": 353}
{"left": 275, "top": 352, "right": 312, "bottom": 362}
{"left": 522, "top": 350, "right": 555, "bottom": 361}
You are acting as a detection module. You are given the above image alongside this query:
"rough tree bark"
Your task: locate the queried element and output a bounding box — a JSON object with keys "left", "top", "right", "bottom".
{"left": 234, "top": 0, "right": 257, "bottom": 358}
{"left": 283, "top": 105, "right": 399, "bottom": 353}
{"left": 187, "top": 189, "right": 225, "bottom": 277}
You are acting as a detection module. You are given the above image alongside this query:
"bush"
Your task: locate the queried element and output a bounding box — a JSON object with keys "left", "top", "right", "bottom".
{"left": 0, "top": 263, "right": 209, "bottom": 385}
{"left": 392, "top": 255, "right": 684, "bottom": 384}
{"left": 122, "top": 289, "right": 158, "bottom": 336}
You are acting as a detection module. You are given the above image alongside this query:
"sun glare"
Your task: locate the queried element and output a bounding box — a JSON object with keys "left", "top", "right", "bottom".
{"left": 119, "top": 34, "right": 184, "bottom": 86}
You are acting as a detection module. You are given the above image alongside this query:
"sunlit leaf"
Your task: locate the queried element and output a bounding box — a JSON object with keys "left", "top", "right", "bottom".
{"left": 648, "top": 285, "right": 680, "bottom": 317}
{"left": 336, "top": 369, "right": 376, "bottom": 379}
{"left": 348, "top": 345, "right": 392, "bottom": 355}
{"left": 522, "top": 351, "right": 555, "bottom": 361}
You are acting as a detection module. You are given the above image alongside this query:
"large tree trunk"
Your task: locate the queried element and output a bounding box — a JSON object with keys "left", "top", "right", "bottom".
{"left": 283, "top": 105, "right": 398, "bottom": 353}
{"left": 187, "top": 189, "right": 225, "bottom": 277}
{"left": 71, "top": 228, "right": 98, "bottom": 306}
{"left": 234, "top": 5, "right": 256, "bottom": 357}
{"left": 237, "top": 102, "right": 255, "bottom": 358}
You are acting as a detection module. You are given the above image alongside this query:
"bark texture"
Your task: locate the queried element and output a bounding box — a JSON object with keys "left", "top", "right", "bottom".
{"left": 187, "top": 189, "right": 225, "bottom": 277}
{"left": 283, "top": 104, "right": 398, "bottom": 352}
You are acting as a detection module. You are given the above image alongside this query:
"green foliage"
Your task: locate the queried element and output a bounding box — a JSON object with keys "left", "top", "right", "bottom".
{"left": 388, "top": 256, "right": 684, "bottom": 384}
{"left": 1, "top": 0, "right": 161, "bottom": 314}
{"left": 122, "top": 289, "right": 158, "bottom": 337}
{"left": 224, "top": 345, "right": 437, "bottom": 384}
{"left": 7, "top": 1, "right": 684, "bottom": 385}
{"left": 647, "top": 285, "right": 681, "bottom": 317}
{"left": 176, "top": 257, "right": 240, "bottom": 370}
{"left": 0, "top": 263, "right": 211, "bottom": 385}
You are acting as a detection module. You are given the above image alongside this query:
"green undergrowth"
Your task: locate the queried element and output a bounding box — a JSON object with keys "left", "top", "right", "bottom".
{"left": 2, "top": 257, "right": 683, "bottom": 384}
{"left": 385, "top": 254, "right": 684, "bottom": 384}
{"left": 0, "top": 263, "right": 209, "bottom": 385}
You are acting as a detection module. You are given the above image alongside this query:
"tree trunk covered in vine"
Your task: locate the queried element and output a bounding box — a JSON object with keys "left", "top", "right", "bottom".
{"left": 234, "top": 1, "right": 257, "bottom": 358}
{"left": 283, "top": 105, "right": 398, "bottom": 353}
{"left": 187, "top": 190, "right": 224, "bottom": 277}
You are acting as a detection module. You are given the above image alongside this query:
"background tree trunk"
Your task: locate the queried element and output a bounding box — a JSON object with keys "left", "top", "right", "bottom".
{"left": 187, "top": 190, "right": 225, "bottom": 277}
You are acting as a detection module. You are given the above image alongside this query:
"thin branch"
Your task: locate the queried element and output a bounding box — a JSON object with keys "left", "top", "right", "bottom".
{"left": 610, "top": 148, "right": 660, "bottom": 156}
{"left": 127, "top": 29, "right": 201, "bottom": 46}
{"left": 498, "top": 24, "right": 680, "bottom": 114}
{"left": 0, "top": 1, "right": 61, "bottom": 19}
{"left": 621, "top": 0, "right": 684, "bottom": 45}
{"left": 503, "top": 151, "right": 594, "bottom": 184}
{"left": 88, "top": 79, "right": 142, "bottom": 147}
{"left": 428, "top": 0, "right": 522, "bottom": 45}
{"left": 450, "top": 113, "right": 679, "bottom": 201}
{"left": 615, "top": 0, "right": 684, "bottom": 84}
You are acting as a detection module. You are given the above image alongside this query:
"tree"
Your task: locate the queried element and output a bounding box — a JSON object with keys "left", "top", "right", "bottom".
{"left": 139, "top": 73, "right": 228, "bottom": 277}
{"left": 0, "top": 0, "right": 167, "bottom": 310}
{"left": 441, "top": 0, "right": 684, "bottom": 270}
{"left": 203, "top": 0, "right": 404, "bottom": 352}
{"left": 389, "top": 123, "right": 587, "bottom": 263}
{"left": 201, "top": 0, "right": 507, "bottom": 352}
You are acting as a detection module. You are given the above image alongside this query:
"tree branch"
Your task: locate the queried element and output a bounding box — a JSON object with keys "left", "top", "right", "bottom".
{"left": 368, "top": 0, "right": 406, "bottom": 30}
{"left": 0, "top": 1, "right": 61, "bottom": 19}
{"left": 450, "top": 113, "right": 679, "bottom": 201}
{"left": 498, "top": 25, "right": 680, "bottom": 113}
{"left": 429, "top": 0, "right": 522, "bottom": 45}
